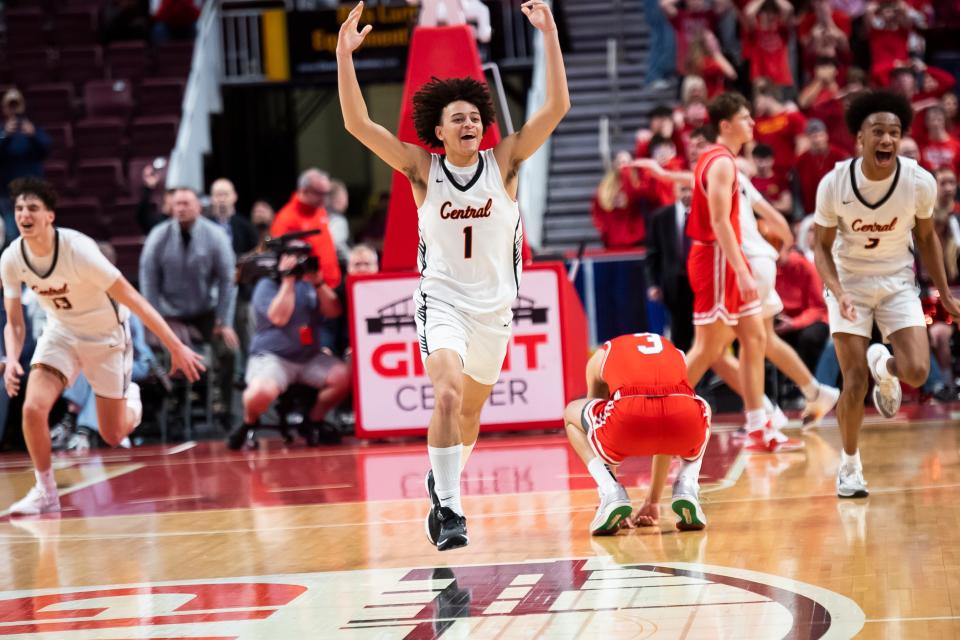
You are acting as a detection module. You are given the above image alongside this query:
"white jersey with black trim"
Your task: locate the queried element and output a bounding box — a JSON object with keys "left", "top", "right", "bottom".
{"left": 738, "top": 172, "right": 779, "bottom": 261}
{"left": 0, "top": 228, "right": 128, "bottom": 340}
{"left": 814, "top": 156, "right": 936, "bottom": 277}
{"left": 416, "top": 148, "right": 523, "bottom": 314}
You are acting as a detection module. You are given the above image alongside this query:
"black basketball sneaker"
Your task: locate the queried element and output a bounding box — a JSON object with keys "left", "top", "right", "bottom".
{"left": 436, "top": 507, "right": 468, "bottom": 551}
{"left": 425, "top": 470, "right": 441, "bottom": 545}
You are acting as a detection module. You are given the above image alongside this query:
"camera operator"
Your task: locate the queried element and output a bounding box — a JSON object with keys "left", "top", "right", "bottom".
{"left": 232, "top": 247, "right": 350, "bottom": 442}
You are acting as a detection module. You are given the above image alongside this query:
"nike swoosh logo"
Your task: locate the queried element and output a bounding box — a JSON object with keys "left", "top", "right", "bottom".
{"left": 842, "top": 199, "right": 855, "bottom": 205}
{"left": 436, "top": 178, "right": 443, "bottom": 183}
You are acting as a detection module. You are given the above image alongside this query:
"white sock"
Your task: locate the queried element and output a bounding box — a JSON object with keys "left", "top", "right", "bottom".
{"left": 126, "top": 382, "right": 143, "bottom": 429}
{"left": 874, "top": 352, "right": 894, "bottom": 381}
{"left": 746, "top": 408, "right": 767, "bottom": 432}
{"left": 460, "top": 441, "right": 475, "bottom": 472}
{"left": 841, "top": 449, "right": 861, "bottom": 470}
{"left": 677, "top": 454, "right": 703, "bottom": 487}
{"left": 35, "top": 469, "right": 56, "bottom": 495}
{"left": 428, "top": 444, "right": 463, "bottom": 515}
{"left": 801, "top": 380, "right": 819, "bottom": 402}
{"left": 587, "top": 457, "right": 619, "bottom": 494}
{"left": 762, "top": 396, "right": 775, "bottom": 414}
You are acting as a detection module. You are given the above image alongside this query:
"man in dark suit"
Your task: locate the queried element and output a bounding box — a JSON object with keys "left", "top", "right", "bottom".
{"left": 644, "top": 181, "right": 694, "bottom": 351}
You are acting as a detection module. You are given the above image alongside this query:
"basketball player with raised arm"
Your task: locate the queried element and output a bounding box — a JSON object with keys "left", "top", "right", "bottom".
{"left": 814, "top": 91, "right": 960, "bottom": 498}
{"left": 681, "top": 93, "right": 780, "bottom": 451}
{"left": 2, "top": 177, "right": 205, "bottom": 516}
{"left": 563, "top": 333, "right": 711, "bottom": 535}
{"left": 337, "top": 1, "right": 569, "bottom": 550}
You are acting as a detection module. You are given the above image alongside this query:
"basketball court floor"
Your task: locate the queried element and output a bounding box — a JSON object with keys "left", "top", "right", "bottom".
{"left": 0, "top": 405, "right": 958, "bottom": 639}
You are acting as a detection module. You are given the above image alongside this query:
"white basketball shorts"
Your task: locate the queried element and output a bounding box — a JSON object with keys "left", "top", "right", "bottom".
{"left": 749, "top": 255, "right": 784, "bottom": 319}
{"left": 825, "top": 269, "right": 925, "bottom": 340}
{"left": 414, "top": 292, "right": 512, "bottom": 386}
{"left": 32, "top": 320, "right": 132, "bottom": 399}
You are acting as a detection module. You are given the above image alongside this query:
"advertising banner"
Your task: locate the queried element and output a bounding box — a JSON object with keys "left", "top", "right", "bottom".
{"left": 350, "top": 267, "right": 566, "bottom": 437}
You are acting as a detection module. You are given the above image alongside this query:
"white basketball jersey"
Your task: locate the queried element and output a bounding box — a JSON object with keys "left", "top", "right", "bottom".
{"left": 814, "top": 156, "right": 936, "bottom": 276}
{"left": 417, "top": 149, "right": 523, "bottom": 314}
{"left": 738, "top": 172, "right": 778, "bottom": 261}
{"left": 1, "top": 228, "right": 128, "bottom": 340}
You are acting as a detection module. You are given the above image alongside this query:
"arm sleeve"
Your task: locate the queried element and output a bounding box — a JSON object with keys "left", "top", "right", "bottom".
{"left": 317, "top": 225, "right": 342, "bottom": 289}
{"left": 212, "top": 229, "right": 238, "bottom": 325}
{"left": 914, "top": 168, "right": 937, "bottom": 219}
{"left": 1, "top": 250, "right": 21, "bottom": 299}
{"left": 138, "top": 226, "right": 163, "bottom": 309}
{"left": 72, "top": 235, "right": 122, "bottom": 290}
{"left": 813, "top": 172, "right": 838, "bottom": 227}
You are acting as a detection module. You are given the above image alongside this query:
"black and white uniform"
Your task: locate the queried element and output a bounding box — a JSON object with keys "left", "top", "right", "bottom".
{"left": 414, "top": 149, "right": 523, "bottom": 385}
{"left": 814, "top": 156, "right": 937, "bottom": 339}
{"left": 0, "top": 228, "right": 131, "bottom": 398}
{"left": 738, "top": 173, "right": 784, "bottom": 318}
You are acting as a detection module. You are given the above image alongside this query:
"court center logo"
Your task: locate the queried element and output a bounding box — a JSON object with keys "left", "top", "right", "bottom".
{"left": 0, "top": 557, "right": 864, "bottom": 638}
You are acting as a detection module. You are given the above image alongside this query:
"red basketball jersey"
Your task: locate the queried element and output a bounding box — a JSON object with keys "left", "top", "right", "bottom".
{"left": 686, "top": 144, "right": 741, "bottom": 244}
{"left": 600, "top": 333, "right": 694, "bottom": 397}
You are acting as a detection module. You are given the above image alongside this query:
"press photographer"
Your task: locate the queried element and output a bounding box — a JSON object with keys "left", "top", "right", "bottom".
{"left": 228, "top": 237, "right": 350, "bottom": 447}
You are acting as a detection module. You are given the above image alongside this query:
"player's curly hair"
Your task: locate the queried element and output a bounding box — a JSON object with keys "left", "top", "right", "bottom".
{"left": 412, "top": 77, "right": 496, "bottom": 148}
{"left": 9, "top": 176, "right": 57, "bottom": 210}
{"left": 707, "top": 92, "right": 749, "bottom": 129}
{"left": 845, "top": 90, "right": 913, "bottom": 135}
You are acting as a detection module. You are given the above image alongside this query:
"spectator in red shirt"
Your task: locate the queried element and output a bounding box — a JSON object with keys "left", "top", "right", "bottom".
{"left": 774, "top": 246, "right": 830, "bottom": 373}
{"left": 271, "top": 168, "right": 342, "bottom": 289}
{"left": 590, "top": 151, "right": 648, "bottom": 248}
{"left": 798, "top": 0, "right": 852, "bottom": 80}
{"left": 751, "top": 143, "right": 793, "bottom": 217}
{"left": 635, "top": 105, "right": 687, "bottom": 162}
{"left": 920, "top": 105, "right": 960, "bottom": 174}
{"left": 636, "top": 135, "right": 684, "bottom": 209}
{"left": 660, "top": 0, "right": 718, "bottom": 76}
{"left": 753, "top": 79, "right": 809, "bottom": 184}
{"left": 798, "top": 58, "right": 856, "bottom": 153}
{"left": 684, "top": 31, "right": 737, "bottom": 98}
{"left": 925, "top": 167, "right": 960, "bottom": 397}
{"left": 943, "top": 92, "right": 959, "bottom": 136}
{"left": 796, "top": 119, "right": 850, "bottom": 214}
{"left": 865, "top": 0, "right": 913, "bottom": 83}
{"left": 744, "top": 0, "right": 794, "bottom": 88}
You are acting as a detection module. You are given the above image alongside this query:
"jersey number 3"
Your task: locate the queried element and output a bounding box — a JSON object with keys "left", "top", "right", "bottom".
{"left": 635, "top": 333, "right": 663, "bottom": 355}
{"left": 864, "top": 238, "right": 879, "bottom": 249}
{"left": 463, "top": 226, "right": 473, "bottom": 259}
{"left": 52, "top": 296, "right": 72, "bottom": 310}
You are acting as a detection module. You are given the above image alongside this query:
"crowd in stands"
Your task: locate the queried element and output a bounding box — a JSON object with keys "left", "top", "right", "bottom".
{"left": 593, "top": 0, "right": 960, "bottom": 404}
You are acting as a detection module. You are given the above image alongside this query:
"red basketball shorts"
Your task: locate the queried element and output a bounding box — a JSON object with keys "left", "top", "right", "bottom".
{"left": 687, "top": 242, "right": 761, "bottom": 326}
{"left": 582, "top": 394, "right": 711, "bottom": 465}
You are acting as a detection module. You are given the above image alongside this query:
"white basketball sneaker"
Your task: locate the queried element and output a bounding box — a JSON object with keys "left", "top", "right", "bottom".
{"left": 836, "top": 464, "right": 869, "bottom": 498}
{"left": 590, "top": 483, "right": 632, "bottom": 536}
{"left": 671, "top": 476, "right": 706, "bottom": 531}
{"left": 9, "top": 485, "right": 61, "bottom": 516}
{"left": 867, "top": 344, "right": 901, "bottom": 418}
{"left": 801, "top": 384, "right": 840, "bottom": 429}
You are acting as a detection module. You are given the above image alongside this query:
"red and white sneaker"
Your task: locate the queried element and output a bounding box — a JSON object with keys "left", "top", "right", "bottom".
{"left": 746, "top": 423, "right": 804, "bottom": 452}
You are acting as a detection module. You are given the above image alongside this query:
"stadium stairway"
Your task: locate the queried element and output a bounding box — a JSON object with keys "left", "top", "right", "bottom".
{"left": 543, "top": 1, "right": 674, "bottom": 251}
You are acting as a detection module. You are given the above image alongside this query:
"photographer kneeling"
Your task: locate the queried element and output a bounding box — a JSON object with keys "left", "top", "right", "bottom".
{"left": 232, "top": 247, "right": 350, "bottom": 444}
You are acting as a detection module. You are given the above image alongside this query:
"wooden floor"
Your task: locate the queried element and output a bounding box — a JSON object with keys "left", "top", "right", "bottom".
{"left": 0, "top": 404, "right": 959, "bottom": 638}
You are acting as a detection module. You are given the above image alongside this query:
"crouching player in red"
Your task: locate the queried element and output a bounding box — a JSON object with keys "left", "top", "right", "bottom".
{"left": 564, "top": 332, "right": 711, "bottom": 534}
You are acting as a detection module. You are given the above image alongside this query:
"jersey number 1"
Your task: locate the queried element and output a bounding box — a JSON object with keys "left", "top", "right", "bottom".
{"left": 463, "top": 226, "right": 473, "bottom": 259}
